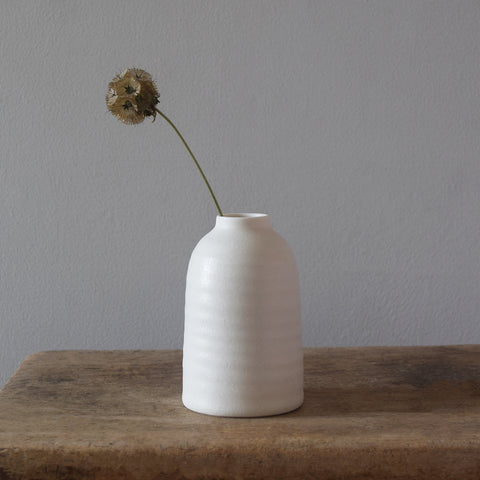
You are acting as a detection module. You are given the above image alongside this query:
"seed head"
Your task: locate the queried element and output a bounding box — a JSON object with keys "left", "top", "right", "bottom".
{"left": 106, "top": 68, "right": 159, "bottom": 124}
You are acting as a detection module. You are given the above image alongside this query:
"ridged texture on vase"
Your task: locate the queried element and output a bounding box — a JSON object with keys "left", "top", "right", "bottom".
{"left": 183, "top": 214, "right": 303, "bottom": 417}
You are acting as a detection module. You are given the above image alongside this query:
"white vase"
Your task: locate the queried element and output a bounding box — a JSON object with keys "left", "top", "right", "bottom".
{"left": 182, "top": 213, "right": 303, "bottom": 417}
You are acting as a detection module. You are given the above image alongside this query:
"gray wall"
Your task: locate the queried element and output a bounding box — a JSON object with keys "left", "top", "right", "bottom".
{"left": 1, "top": 0, "right": 479, "bottom": 386}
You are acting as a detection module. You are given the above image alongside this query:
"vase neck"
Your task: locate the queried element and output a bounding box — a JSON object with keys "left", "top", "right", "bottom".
{"left": 215, "top": 213, "right": 270, "bottom": 230}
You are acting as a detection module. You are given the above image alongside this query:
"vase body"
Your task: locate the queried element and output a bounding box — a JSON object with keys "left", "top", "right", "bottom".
{"left": 182, "top": 213, "right": 303, "bottom": 417}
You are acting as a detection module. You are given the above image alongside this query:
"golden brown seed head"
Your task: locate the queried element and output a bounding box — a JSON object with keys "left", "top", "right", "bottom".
{"left": 106, "top": 68, "right": 159, "bottom": 124}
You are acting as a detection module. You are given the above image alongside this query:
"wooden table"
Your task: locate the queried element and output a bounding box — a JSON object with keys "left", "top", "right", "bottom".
{"left": 0, "top": 346, "right": 479, "bottom": 479}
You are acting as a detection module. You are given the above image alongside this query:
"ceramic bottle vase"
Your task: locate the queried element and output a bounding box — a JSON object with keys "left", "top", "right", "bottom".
{"left": 182, "top": 213, "right": 303, "bottom": 417}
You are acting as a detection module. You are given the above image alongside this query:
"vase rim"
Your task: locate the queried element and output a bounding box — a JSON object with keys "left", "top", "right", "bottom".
{"left": 220, "top": 213, "right": 268, "bottom": 218}
{"left": 215, "top": 213, "right": 270, "bottom": 228}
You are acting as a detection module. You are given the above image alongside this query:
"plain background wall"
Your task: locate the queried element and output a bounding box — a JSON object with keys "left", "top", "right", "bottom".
{"left": 1, "top": 0, "right": 479, "bottom": 386}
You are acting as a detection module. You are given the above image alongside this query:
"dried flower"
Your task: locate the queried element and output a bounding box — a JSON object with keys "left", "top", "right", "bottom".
{"left": 107, "top": 68, "right": 223, "bottom": 216}
{"left": 106, "top": 68, "right": 159, "bottom": 125}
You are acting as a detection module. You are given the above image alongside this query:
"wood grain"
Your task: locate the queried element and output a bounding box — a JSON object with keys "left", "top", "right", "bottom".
{"left": 0, "top": 346, "right": 479, "bottom": 479}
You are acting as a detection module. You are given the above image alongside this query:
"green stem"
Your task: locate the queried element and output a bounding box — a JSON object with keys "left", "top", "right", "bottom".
{"left": 155, "top": 108, "right": 223, "bottom": 216}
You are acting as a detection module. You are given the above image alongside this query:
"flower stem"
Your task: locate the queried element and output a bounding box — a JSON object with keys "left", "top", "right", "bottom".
{"left": 155, "top": 108, "right": 223, "bottom": 216}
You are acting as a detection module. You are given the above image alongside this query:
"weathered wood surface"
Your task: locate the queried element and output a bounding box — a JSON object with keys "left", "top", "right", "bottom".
{"left": 0, "top": 346, "right": 479, "bottom": 479}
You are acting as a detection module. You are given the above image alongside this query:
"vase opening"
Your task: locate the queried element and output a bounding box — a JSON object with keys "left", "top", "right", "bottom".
{"left": 216, "top": 213, "right": 270, "bottom": 229}
{"left": 222, "top": 213, "right": 267, "bottom": 218}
